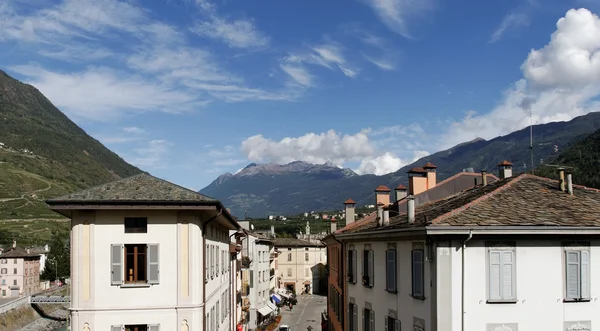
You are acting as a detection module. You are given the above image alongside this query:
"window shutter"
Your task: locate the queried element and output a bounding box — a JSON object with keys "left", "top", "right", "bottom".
{"left": 368, "top": 250, "right": 374, "bottom": 286}
{"left": 395, "top": 319, "right": 400, "bottom": 331}
{"left": 147, "top": 244, "right": 160, "bottom": 284}
{"left": 111, "top": 326, "right": 123, "bottom": 331}
{"left": 148, "top": 325, "right": 160, "bottom": 331}
{"left": 581, "top": 250, "right": 590, "bottom": 298}
{"left": 566, "top": 251, "right": 580, "bottom": 299}
{"left": 110, "top": 244, "right": 122, "bottom": 285}
{"left": 352, "top": 250, "right": 357, "bottom": 283}
{"left": 370, "top": 309, "right": 375, "bottom": 331}
{"left": 362, "top": 309, "right": 366, "bottom": 331}
{"left": 489, "top": 251, "right": 501, "bottom": 300}
{"left": 501, "top": 251, "right": 514, "bottom": 299}
{"left": 249, "top": 270, "right": 254, "bottom": 287}
{"left": 412, "top": 250, "right": 424, "bottom": 297}
{"left": 385, "top": 315, "right": 388, "bottom": 330}
{"left": 386, "top": 250, "right": 396, "bottom": 291}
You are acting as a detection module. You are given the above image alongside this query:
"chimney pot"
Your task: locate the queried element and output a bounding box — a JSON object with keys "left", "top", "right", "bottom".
{"left": 567, "top": 172, "right": 573, "bottom": 195}
{"left": 344, "top": 199, "right": 356, "bottom": 225}
{"left": 383, "top": 210, "right": 390, "bottom": 226}
{"left": 330, "top": 218, "right": 337, "bottom": 233}
{"left": 558, "top": 168, "right": 566, "bottom": 191}
{"left": 481, "top": 170, "right": 487, "bottom": 186}
{"left": 377, "top": 204, "right": 384, "bottom": 226}
{"left": 498, "top": 160, "right": 513, "bottom": 179}
{"left": 12, "top": 240, "right": 16, "bottom": 249}
{"left": 407, "top": 196, "right": 415, "bottom": 223}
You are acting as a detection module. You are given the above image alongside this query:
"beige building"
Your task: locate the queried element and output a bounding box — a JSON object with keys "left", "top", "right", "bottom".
{"left": 273, "top": 238, "right": 326, "bottom": 295}
{"left": 0, "top": 243, "right": 41, "bottom": 297}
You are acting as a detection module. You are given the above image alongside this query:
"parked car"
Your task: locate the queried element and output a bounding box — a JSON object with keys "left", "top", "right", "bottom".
{"left": 279, "top": 325, "right": 291, "bottom": 331}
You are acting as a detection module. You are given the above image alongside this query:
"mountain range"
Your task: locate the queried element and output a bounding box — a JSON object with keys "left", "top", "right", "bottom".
{"left": 201, "top": 112, "right": 600, "bottom": 217}
{"left": 0, "top": 70, "right": 142, "bottom": 220}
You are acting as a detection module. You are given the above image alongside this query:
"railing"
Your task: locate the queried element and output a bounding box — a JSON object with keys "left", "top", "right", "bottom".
{"left": 0, "top": 296, "right": 29, "bottom": 314}
{"left": 30, "top": 295, "right": 71, "bottom": 303}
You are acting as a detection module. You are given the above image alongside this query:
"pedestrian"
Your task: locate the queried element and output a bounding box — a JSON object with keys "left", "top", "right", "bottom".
{"left": 289, "top": 302, "right": 293, "bottom": 311}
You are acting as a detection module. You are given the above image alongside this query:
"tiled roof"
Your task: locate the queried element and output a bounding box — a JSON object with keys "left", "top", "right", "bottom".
{"left": 408, "top": 167, "right": 427, "bottom": 173}
{"left": 423, "top": 162, "right": 437, "bottom": 169}
{"left": 374, "top": 185, "right": 391, "bottom": 192}
{"left": 0, "top": 247, "right": 41, "bottom": 258}
{"left": 46, "top": 173, "right": 216, "bottom": 204}
{"left": 395, "top": 184, "right": 407, "bottom": 190}
{"left": 344, "top": 199, "right": 356, "bottom": 204}
{"left": 339, "top": 174, "right": 600, "bottom": 234}
{"left": 335, "top": 212, "right": 377, "bottom": 234}
{"left": 498, "top": 160, "right": 513, "bottom": 166}
{"left": 272, "top": 238, "right": 323, "bottom": 247}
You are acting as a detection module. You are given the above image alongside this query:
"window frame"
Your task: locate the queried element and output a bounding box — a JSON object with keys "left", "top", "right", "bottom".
{"left": 411, "top": 247, "right": 425, "bottom": 299}
{"left": 362, "top": 247, "right": 374, "bottom": 287}
{"left": 563, "top": 242, "right": 591, "bottom": 302}
{"left": 347, "top": 248, "right": 357, "bottom": 284}
{"left": 111, "top": 243, "right": 159, "bottom": 287}
{"left": 362, "top": 308, "right": 374, "bottom": 331}
{"left": 347, "top": 302, "right": 358, "bottom": 331}
{"left": 384, "top": 315, "right": 400, "bottom": 331}
{"left": 386, "top": 245, "right": 397, "bottom": 293}
{"left": 486, "top": 242, "right": 517, "bottom": 303}
{"left": 124, "top": 217, "right": 148, "bottom": 234}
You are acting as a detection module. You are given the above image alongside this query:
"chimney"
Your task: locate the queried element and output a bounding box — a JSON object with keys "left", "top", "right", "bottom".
{"left": 395, "top": 184, "right": 407, "bottom": 202}
{"left": 374, "top": 185, "right": 391, "bottom": 206}
{"left": 498, "top": 160, "right": 513, "bottom": 179}
{"left": 558, "top": 168, "right": 565, "bottom": 191}
{"left": 271, "top": 225, "right": 275, "bottom": 237}
{"left": 377, "top": 204, "right": 384, "bottom": 226}
{"left": 12, "top": 240, "right": 16, "bottom": 248}
{"left": 344, "top": 199, "right": 356, "bottom": 225}
{"left": 423, "top": 162, "right": 438, "bottom": 189}
{"left": 407, "top": 167, "right": 428, "bottom": 195}
{"left": 330, "top": 218, "right": 337, "bottom": 233}
{"left": 383, "top": 210, "right": 390, "bottom": 226}
{"left": 26, "top": 248, "right": 30, "bottom": 254}
{"left": 481, "top": 170, "right": 487, "bottom": 186}
{"left": 407, "top": 196, "right": 415, "bottom": 223}
{"left": 567, "top": 171, "right": 573, "bottom": 195}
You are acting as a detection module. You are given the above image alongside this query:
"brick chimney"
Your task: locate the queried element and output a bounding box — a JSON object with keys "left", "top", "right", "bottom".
{"left": 344, "top": 199, "right": 356, "bottom": 225}
{"left": 423, "top": 162, "right": 437, "bottom": 189}
{"left": 395, "top": 184, "right": 407, "bottom": 202}
{"left": 374, "top": 185, "right": 391, "bottom": 206}
{"left": 330, "top": 218, "right": 337, "bottom": 233}
{"left": 498, "top": 160, "right": 513, "bottom": 179}
{"left": 407, "top": 167, "right": 428, "bottom": 195}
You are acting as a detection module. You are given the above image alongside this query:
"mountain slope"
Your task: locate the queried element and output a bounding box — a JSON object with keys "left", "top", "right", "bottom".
{"left": 0, "top": 70, "right": 143, "bottom": 219}
{"left": 536, "top": 128, "right": 600, "bottom": 188}
{"left": 201, "top": 112, "right": 600, "bottom": 217}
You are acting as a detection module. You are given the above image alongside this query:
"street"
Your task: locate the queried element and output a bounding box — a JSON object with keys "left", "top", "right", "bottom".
{"left": 279, "top": 294, "right": 326, "bottom": 331}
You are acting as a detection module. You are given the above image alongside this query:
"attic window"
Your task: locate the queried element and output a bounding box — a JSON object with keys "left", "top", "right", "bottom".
{"left": 125, "top": 217, "right": 148, "bottom": 233}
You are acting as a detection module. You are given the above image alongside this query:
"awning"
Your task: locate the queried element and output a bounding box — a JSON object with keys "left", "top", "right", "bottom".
{"left": 258, "top": 305, "right": 274, "bottom": 316}
{"left": 267, "top": 301, "right": 277, "bottom": 311}
{"left": 279, "top": 292, "right": 290, "bottom": 299}
{"left": 271, "top": 294, "right": 282, "bottom": 304}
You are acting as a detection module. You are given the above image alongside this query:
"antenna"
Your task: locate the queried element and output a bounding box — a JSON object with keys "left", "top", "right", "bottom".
{"left": 529, "top": 110, "right": 534, "bottom": 175}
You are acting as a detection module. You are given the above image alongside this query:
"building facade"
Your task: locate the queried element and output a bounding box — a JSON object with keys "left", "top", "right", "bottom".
{"left": 273, "top": 238, "right": 326, "bottom": 295}
{"left": 0, "top": 244, "right": 41, "bottom": 297}
{"left": 336, "top": 166, "right": 600, "bottom": 331}
{"left": 46, "top": 174, "right": 239, "bottom": 331}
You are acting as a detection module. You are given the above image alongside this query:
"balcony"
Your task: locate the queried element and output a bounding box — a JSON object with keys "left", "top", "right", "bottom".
{"left": 242, "top": 256, "right": 251, "bottom": 269}
{"left": 242, "top": 297, "right": 250, "bottom": 311}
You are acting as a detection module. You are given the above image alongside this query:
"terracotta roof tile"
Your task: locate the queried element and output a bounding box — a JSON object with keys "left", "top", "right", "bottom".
{"left": 498, "top": 160, "right": 513, "bottom": 166}
{"left": 423, "top": 162, "right": 437, "bottom": 169}
{"left": 344, "top": 199, "right": 356, "bottom": 204}
{"left": 272, "top": 238, "right": 323, "bottom": 247}
{"left": 408, "top": 167, "right": 427, "bottom": 173}
{"left": 395, "top": 184, "right": 407, "bottom": 190}
{"left": 375, "top": 185, "right": 391, "bottom": 192}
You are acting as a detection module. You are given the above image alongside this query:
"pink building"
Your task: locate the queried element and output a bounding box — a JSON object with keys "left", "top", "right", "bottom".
{"left": 0, "top": 243, "right": 41, "bottom": 297}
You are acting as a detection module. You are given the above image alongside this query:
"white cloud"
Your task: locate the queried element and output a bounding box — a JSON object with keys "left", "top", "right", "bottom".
{"left": 355, "top": 151, "right": 428, "bottom": 175}
{"left": 280, "top": 64, "right": 314, "bottom": 87}
{"left": 441, "top": 8, "right": 600, "bottom": 148}
{"left": 360, "top": 0, "right": 434, "bottom": 38}
{"left": 192, "top": 17, "right": 270, "bottom": 49}
{"left": 490, "top": 12, "right": 530, "bottom": 43}
{"left": 354, "top": 31, "right": 400, "bottom": 71}
{"left": 123, "top": 127, "right": 146, "bottom": 134}
{"left": 127, "top": 139, "right": 172, "bottom": 169}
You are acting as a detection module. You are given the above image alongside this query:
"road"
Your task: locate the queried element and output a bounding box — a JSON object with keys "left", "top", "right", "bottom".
{"left": 279, "top": 294, "right": 326, "bottom": 331}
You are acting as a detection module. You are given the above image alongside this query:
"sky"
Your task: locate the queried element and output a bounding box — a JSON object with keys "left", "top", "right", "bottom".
{"left": 2, "top": 0, "right": 600, "bottom": 190}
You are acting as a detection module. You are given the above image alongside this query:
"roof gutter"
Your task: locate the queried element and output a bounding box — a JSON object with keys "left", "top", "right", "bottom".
{"left": 335, "top": 227, "right": 426, "bottom": 240}
{"left": 203, "top": 208, "right": 223, "bottom": 331}
{"left": 426, "top": 226, "right": 600, "bottom": 235}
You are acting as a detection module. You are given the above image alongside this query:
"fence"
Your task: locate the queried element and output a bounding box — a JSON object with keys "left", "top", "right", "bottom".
{"left": 0, "top": 296, "right": 29, "bottom": 314}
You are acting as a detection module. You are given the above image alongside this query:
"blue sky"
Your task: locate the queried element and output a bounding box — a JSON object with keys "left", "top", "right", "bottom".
{"left": 2, "top": 0, "right": 600, "bottom": 190}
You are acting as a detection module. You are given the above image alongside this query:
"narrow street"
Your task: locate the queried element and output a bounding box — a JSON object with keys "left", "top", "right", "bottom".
{"left": 279, "top": 294, "right": 326, "bottom": 331}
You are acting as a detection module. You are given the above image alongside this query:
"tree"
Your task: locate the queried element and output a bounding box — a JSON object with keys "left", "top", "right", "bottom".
{"left": 41, "top": 231, "right": 70, "bottom": 281}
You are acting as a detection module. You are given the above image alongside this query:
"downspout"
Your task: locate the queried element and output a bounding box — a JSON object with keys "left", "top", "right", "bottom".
{"left": 203, "top": 208, "right": 223, "bottom": 331}
{"left": 332, "top": 236, "right": 344, "bottom": 329}
{"left": 461, "top": 230, "right": 473, "bottom": 331}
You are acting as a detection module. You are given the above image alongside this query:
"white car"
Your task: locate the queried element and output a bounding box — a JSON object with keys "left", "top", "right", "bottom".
{"left": 279, "top": 325, "right": 291, "bottom": 331}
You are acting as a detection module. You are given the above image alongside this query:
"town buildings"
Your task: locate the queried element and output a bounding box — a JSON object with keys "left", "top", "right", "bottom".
{"left": 0, "top": 242, "right": 41, "bottom": 297}
{"left": 332, "top": 162, "right": 600, "bottom": 331}
{"left": 273, "top": 238, "right": 326, "bottom": 295}
{"left": 46, "top": 173, "right": 240, "bottom": 331}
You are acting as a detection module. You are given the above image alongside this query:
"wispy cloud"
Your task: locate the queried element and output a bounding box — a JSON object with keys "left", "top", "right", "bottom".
{"left": 192, "top": 17, "right": 270, "bottom": 49}
{"left": 360, "top": 0, "right": 435, "bottom": 38}
{"left": 490, "top": 12, "right": 530, "bottom": 43}
{"left": 280, "top": 64, "right": 314, "bottom": 87}
{"left": 127, "top": 139, "right": 172, "bottom": 170}
{"left": 354, "top": 30, "right": 400, "bottom": 71}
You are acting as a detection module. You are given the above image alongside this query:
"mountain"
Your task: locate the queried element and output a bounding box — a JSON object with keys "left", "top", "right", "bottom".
{"left": 0, "top": 70, "right": 143, "bottom": 220}
{"left": 201, "top": 112, "right": 600, "bottom": 217}
{"left": 536, "top": 128, "right": 600, "bottom": 189}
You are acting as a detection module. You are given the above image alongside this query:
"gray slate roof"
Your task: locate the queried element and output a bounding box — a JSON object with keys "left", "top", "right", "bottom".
{"left": 272, "top": 238, "right": 323, "bottom": 247}
{"left": 47, "top": 173, "right": 216, "bottom": 204}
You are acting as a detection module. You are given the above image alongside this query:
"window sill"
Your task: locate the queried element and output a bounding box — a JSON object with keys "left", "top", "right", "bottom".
{"left": 563, "top": 298, "right": 592, "bottom": 303}
{"left": 386, "top": 289, "right": 398, "bottom": 294}
{"left": 120, "top": 283, "right": 151, "bottom": 288}
{"left": 486, "top": 299, "right": 518, "bottom": 304}
{"left": 410, "top": 294, "right": 425, "bottom": 301}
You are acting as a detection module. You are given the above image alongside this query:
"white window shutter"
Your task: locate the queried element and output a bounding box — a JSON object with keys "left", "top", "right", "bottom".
{"left": 110, "top": 244, "right": 122, "bottom": 285}
{"left": 147, "top": 244, "right": 160, "bottom": 284}
{"left": 352, "top": 250, "right": 357, "bottom": 283}
{"left": 370, "top": 309, "right": 375, "bottom": 331}
{"left": 111, "top": 326, "right": 123, "bottom": 331}
{"left": 368, "top": 250, "right": 374, "bottom": 286}
{"left": 362, "top": 308, "right": 365, "bottom": 330}
{"left": 412, "top": 250, "right": 424, "bottom": 297}
{"left": 353, "top": 304, "right": 358, "bottom": 331}
{"left": 581, "top": 250, "right": 590, "bottom": 298}
{"left": 501, "top": 251, "right": 514, "bottom": 299}
{"left": 386, "top": 250, "right": 396, "bottom": 291}
{"left": 148, "top": 325, "right": 160, "bottom": 331}
{"left": 489, "top": 251, "right": 501, "bottom": 300}
{"left": 395, "top": 319, "right": 400, "bottom": 331}
{"left": 385, "top": 315, "right": 388, "bottom": 330}
{"left": 566, "top": 251, "right": 580, "bottom": 299}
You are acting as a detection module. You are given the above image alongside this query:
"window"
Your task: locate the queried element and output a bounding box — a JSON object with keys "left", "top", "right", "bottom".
{"left": 305, "top": 268, "right": 309, "bottom": 277}
{"left": 13, "top": 259, "right": 17, "bottom": 264}
{"left": 564, "top": 245, "right": 590, "bottom": 301}
{"left": 1, "top": 290, "right": 5, "bottom": 296}
{"left": 386, "top": 247, "right": 397, "bottom": 293}
{"left": 111, "top": 244, "right": 159, "bottom": 285}
{"left": 1, "top": 279, "right": 5, "bottom": 285}
{"left": 347, "top": 249, "right": 357, "bottom": 283}
{"left": 362, "top": 248, "right": 374, "bottom": 287}
{"left": 216, "top": 248, "right": 220, "bottom": 275}
{"left": 25, "top": 269, "right": 28, "bottom": 275}
{"left": 288, "top": 253, "right": 292, "bottom": 261}
{"left": 0, "top": 268, "right": 6, "bottom": 274}
{"left": 0, "top": 259, "right": 6, "bottom": 264}
{"left": 287, "top": 268, "right": 292, "bottom": 276}
{"left": 13, "top": 280, "right": 17, "bottom": 286}
{"left": 13, "top": 268, "right": 17, "bottom": 274}
{"left": 124, "top": 217, "right": 147, "bottom": 233}
{"left": 487, "top": 244, "right": 516, "bottom": 302}
{"left": 411, "top": 248, "right": 424, "bottom": 298}
{"left": 305, "top": 252, "right": 309, "bottom": 261}
{"left": 363, "top": 308, "right": 374, "bottom": 331}
{"left": 305, "top": 248, "right": 309, "bottom": 251}
{"left": 385, "top": 316, "right": 400, "bottom": 331}
{"left": 348, "top": 303, "right": 358, "bottom": 331}
{"left": 216, "top": 300, "right": 220, "bottom": 325}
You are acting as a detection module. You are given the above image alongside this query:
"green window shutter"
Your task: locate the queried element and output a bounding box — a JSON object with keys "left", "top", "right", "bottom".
{"left": 368, "top": 250, "right": 374, "bottom": 286}
{"left": 352, "top": 250, "right": 357, "bottom": 283}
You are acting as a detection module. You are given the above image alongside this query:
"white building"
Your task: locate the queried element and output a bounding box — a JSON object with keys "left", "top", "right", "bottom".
{"left": 336, "top": 168, "right": 600, "bottom": 331}
{"left": 273, "top": 238, "right": 326, "bottom": 295}
{"left": 46, "top": 174, "right": 240, "bottom": 331}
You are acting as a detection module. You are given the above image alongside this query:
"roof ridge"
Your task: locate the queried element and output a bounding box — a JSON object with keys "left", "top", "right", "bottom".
{"left": 431, "top": 174, "right": 526, "bottom": 225}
